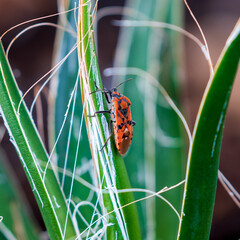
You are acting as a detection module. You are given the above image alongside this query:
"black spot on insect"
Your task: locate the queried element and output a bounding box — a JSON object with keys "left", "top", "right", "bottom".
{"left": 127, "top": 120, "right": 136, "bottom": 126}
{"left": 112, "top": 92, "right": 120, "bottom": 98}
{"left": 120, "top": 108, "right": 128, "bottom": 116}
{"left": 118, "top": 123, "right": 124, "bottom": 130}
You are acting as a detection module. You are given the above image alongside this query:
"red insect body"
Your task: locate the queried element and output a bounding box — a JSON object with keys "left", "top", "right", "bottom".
{"left": 111, "top": 92, "right": 133, "bottom": 156}
{"left": 90, "top": 81, "right": 135, "bottom": 156}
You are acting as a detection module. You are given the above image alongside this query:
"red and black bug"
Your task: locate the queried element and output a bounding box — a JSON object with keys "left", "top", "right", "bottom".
{"left": 89, "top": 80, "right": 136, "bottom": 156}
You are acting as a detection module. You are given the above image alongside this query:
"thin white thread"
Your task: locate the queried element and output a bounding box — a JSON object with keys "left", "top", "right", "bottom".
{"left": 61, "top": 71, "right": 80, "bottom": 189}
{"left": 63, "top": 89, "right": 84, "bottom": 238}
{"left": 6, "top": 22, "right": 76, "bottom": 58}
{"left": 42, "top": 79, "right": 78, "bottom": 181}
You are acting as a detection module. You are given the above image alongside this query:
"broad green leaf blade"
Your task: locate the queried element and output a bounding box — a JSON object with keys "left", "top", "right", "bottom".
{"left": 49, "top": 0, "right": 94, "bottom": 232}
{"left": 0, "top": 42, "right": 76, "bottom": 239}
{"left": 77, "top": 0, "right": 141, "bottom": 238}
{"left": 0, "top": 151, "right": 39, "bottom": 240}
{"left": 114, "top": 0, "right": 185, "bottom": 239}
{"left": 178, "top": 20, "right": 240, "bottom": 240}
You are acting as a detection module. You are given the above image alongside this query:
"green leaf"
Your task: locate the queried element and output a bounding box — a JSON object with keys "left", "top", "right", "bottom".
{"left": 0, "top": 41, "right": 76, "bottom": 239}
{"left": 49, "top": 0, "right": 94, "bottom": 232}
{"left": 113, "top": 0, "right": 186, "bottom": 239}
{"left": 178, "top": 20, "right": 240, "bottom": 240}
{"left": 0, "top": 151, "right": 39, "bottom": 240}
{"left": 77, "top": 0, "right": 141, "bottom": 238}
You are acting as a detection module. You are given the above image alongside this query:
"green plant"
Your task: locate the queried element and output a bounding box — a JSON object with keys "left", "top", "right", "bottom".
{"left": 0, "top": 0, "right": 239, "bottom": 239}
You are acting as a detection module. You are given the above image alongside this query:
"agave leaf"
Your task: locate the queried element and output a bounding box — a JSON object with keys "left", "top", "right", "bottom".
{"left": 0, "top": 150, "right": 39, "bottom": 240}
{"left": 178, "top": 19, "right": 240, "bottom": 240}
{"left": 113, "top": 0, "right": 185, "bottom": 239}
{"left": 77, "top": 0, "right": 141, "bottom": 238}
{"left": 0, "top": 41, "right": 76, "bottom": 239}
{"left": 49, "top": 0, "right": 96, "bottom": 232}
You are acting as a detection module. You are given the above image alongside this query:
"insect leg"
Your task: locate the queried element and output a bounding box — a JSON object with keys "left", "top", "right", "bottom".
{"left": 100, "top": 120, "right": 113, "bottom": 151}
{"left": 90, "top": 82, "right": 112, "bottom": 104}
{"left": 89, "top": 85, "right": 105, "bottom": 95}
{"left": 130, "top": 120, "right": 136, "bottom": 126}
{"left": 88, "top": 110, "right": 110, "bottom": 117}
{"left": 132, "top": 120, "right": 136, "bottom": 126}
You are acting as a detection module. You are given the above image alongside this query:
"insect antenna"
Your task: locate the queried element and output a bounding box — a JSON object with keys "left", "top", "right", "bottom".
{"left": 110, "top": 78, "right": 133, "bottom": 91}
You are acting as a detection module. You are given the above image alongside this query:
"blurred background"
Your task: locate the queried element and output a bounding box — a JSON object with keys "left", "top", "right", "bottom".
{"left": 0, "top": 0, "right": 239, "bottom": 239}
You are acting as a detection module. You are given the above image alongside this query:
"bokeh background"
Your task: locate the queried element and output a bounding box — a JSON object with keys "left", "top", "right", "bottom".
{"left": 0, "top": 0, "right": 239, "bottom": 239}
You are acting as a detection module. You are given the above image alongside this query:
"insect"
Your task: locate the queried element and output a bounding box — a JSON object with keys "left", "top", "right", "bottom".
{"left": 89, "top": 80, "right": 136, "bottom": 156}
